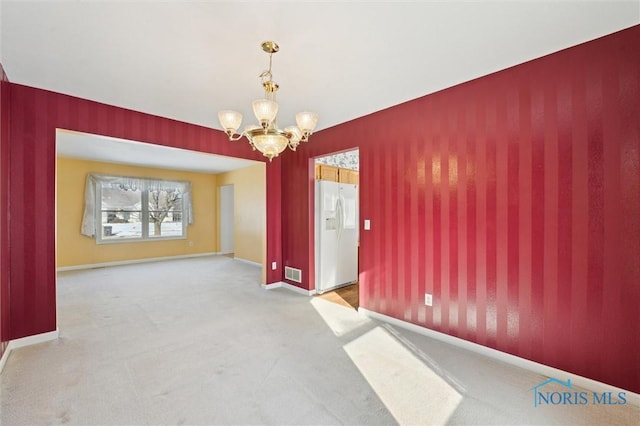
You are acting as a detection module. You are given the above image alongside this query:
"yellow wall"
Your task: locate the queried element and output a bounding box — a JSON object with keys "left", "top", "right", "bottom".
{"left": 56, "top": 157, "right": 218, "bottom": 267}
{"left": 216, "top": 164, "right": 265, "bottom": 267}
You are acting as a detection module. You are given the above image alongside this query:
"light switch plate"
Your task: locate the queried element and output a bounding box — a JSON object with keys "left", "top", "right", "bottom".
{"left": 364, "top": 219, "right": 371, "bottom": 230}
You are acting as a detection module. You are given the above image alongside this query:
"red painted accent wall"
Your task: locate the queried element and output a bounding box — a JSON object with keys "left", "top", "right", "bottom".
{"left": 281, "top": 25, "right": 640, "bottom": 392}
{"left": 7, "top": 84, "right": 283, "bottom": 340}
{"left": 0, "top": 64, "right": 10, "bottom": 358}
{"left": 266, "top": 157, "right": 282, "bottom": 284}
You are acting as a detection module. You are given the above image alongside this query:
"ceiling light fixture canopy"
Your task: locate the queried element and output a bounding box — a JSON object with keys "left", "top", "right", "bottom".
{"left": 218, "top": 41, "right": 318, "bottom": 161}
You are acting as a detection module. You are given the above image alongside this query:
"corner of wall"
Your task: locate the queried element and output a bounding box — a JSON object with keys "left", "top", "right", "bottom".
{"left": 0, "top": 64, "right": 10, "bottom": 359}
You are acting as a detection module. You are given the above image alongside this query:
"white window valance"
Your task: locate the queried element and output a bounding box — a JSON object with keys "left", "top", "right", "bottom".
{"left": 81, "top": 174, "right": 193, "bottom": 238}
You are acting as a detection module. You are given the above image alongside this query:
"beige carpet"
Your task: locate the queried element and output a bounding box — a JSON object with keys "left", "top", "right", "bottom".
{"left": 1, "top": 255, "right": 638, "bottom": 425}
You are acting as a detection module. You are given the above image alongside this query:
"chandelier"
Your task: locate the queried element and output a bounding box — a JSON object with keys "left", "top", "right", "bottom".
{"left": 218, "top": 41, "right": 318, "bottom": 161}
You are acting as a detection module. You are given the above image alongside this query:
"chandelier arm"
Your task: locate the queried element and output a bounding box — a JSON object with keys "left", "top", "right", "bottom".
{"left": 227, "top": 131, "right": 248, "bottom": 141}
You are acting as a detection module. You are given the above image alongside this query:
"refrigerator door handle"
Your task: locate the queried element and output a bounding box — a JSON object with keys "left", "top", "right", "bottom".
{"left": 336, "top": 197, "right": 344, "bottom": 241}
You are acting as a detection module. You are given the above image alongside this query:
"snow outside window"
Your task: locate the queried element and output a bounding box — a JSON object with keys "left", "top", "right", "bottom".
{"left": 81, "top": 174, "right": 193, "bottom": 244}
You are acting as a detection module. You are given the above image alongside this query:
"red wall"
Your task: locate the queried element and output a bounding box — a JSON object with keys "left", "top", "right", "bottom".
{"left": 281, "top": 25, "right": 640, "bottom": 392}
{"left": 7, "top": 84, "right": 283, "bottom": 340}
{"left": 0, "top": 64, "right": 10, "bottom": 359}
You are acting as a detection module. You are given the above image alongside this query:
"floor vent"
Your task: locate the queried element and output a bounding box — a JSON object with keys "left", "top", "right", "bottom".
{"left": 285, "top": 266, "right": 302, "bottom": 283}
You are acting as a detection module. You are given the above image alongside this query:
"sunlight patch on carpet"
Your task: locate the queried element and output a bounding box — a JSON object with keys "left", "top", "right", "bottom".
{"left": 310, "top": 297, "right": 372, "bottom": 337}
{"left": 344, "top": 327, "right": 462, "bottom": 425}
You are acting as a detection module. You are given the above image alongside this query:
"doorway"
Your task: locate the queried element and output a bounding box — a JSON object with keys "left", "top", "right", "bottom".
{"left": 313, "top": 149, "right": 360, "bottom": 308}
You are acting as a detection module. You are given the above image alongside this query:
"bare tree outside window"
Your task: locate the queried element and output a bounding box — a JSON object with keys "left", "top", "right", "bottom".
{"left": 148, "top": 190, "right": 183, "bottom": 237}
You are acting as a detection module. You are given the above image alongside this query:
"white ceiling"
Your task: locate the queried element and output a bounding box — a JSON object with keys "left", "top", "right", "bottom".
{"left": 56, "top": 129, "right": 259, "bottom": 174}
{"left": 2, "top": 1, "right": 639, "bottom": 171}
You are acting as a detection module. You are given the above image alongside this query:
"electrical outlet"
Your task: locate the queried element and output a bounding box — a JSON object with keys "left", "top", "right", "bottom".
{"left": 271, "top": 261, "right": 277, "bottom": 270}
{"left": 425, "top": 293, "right": 433, "bottom": 306}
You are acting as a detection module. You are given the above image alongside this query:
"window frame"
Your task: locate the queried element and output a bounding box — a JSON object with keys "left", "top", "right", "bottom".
{"left": 95, "top": 179, "right": 187, "bottom": 245}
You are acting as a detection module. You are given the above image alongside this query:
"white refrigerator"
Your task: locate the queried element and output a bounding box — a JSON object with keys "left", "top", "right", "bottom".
{"left": 315, "top": 180, "right": 359, "bottom": 294}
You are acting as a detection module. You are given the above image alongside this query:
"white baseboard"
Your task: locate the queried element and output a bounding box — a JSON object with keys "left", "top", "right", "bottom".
{"left": 56, "top": 252, "right": 221, "bottom": 271}
{"left": 261, "top": 281, "right": 283, "bottom": 290}
{"left": 282, "top": 281, "right": 316, "bottom": 295}
{"left": 359, "top": 308, "right": 639, "bottom": 403}
{"left": 0, "top": 329, "right": 59, "bottom": 374}
{"left": 261, "top": 281, "right": 317, "bottom": 296}
{"left": 0, "top": 343, "right": 10, "bottom": 374}
{"left": 9, "top": 329, "right": 59, "bottom": 349}
{"left": 233, "top": 257, "right": 262, "bottom": 268}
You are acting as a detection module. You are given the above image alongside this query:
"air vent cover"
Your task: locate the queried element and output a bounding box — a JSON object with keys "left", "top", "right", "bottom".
{"left": 285, "top": 266, "right": 302, "bottom": 283}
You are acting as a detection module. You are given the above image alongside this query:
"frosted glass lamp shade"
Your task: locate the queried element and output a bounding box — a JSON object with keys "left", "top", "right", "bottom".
{"left": 218, "top": 110, "right": 242, "bottom": 133}
{"left": 295, "top": 112, "right": 318, "bottom": 134}
{"left": 252, "top": 99, "right": 279, "bottom": 126}
{"left": 285, "top": 126, "right": 303, "bottom": 149}
{"left": 244, "top": 125, "right": 262, "bottom": 151}
{"left": 252, "top": 133, "right": 288, "bottom": 161}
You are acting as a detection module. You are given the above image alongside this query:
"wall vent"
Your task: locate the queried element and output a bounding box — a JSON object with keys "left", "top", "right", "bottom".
{"left": 285, "top": 266, "right": 302, "bottom": 283}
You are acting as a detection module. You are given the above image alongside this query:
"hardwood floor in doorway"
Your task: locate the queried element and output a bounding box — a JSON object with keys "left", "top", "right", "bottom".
{"left": 316, "top": 283, "right": 359, "bottom": 310}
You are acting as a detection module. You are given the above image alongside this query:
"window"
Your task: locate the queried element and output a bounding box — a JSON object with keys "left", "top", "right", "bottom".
{"left": 81, "top": 174, "right": 193, "bottom": 243}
